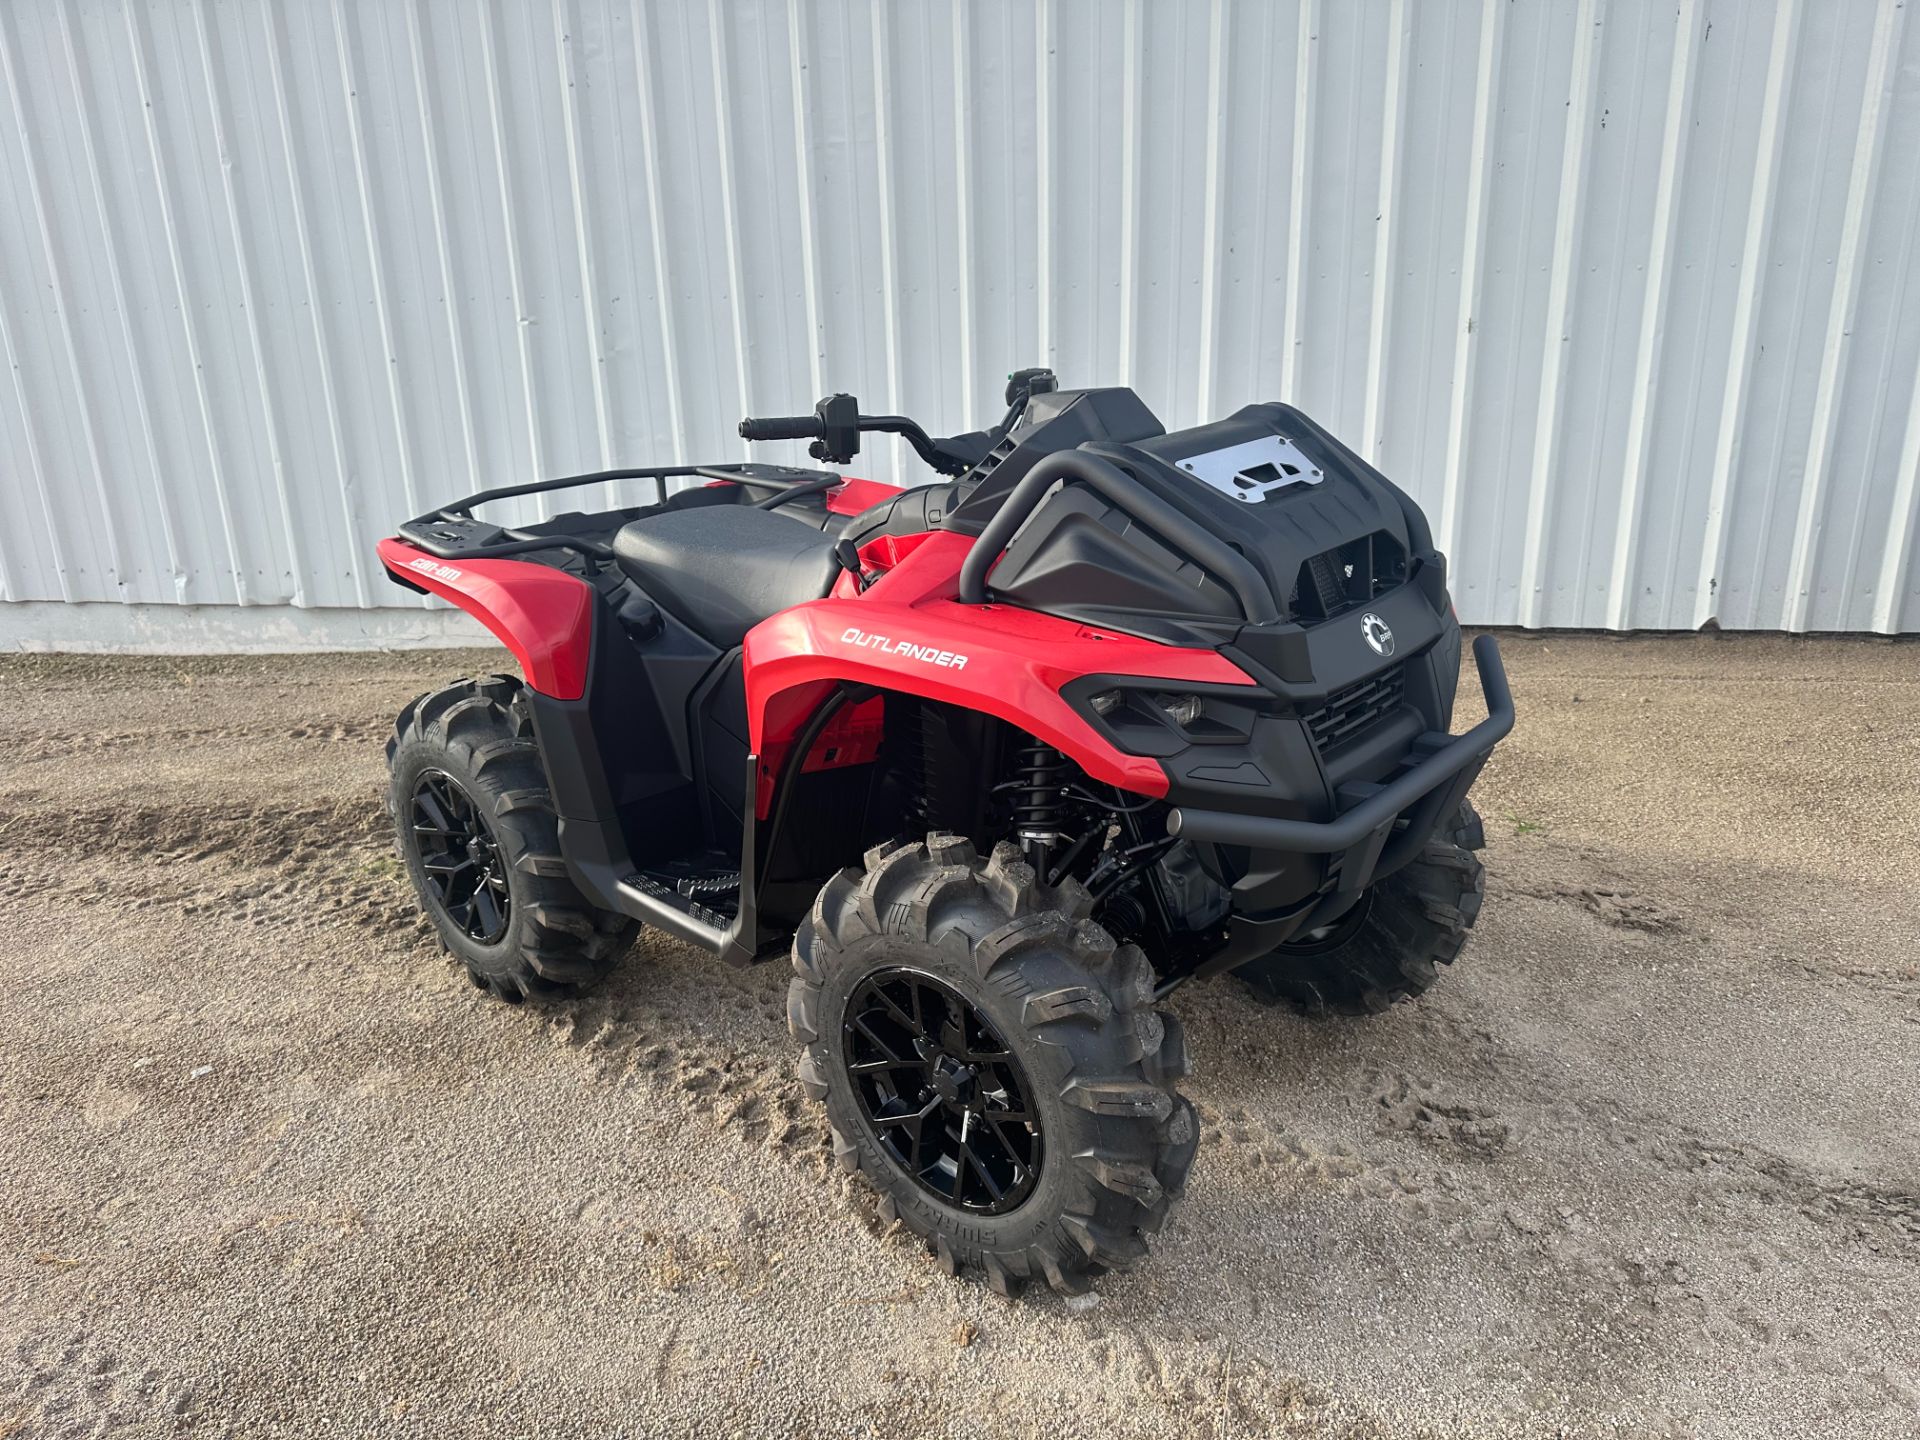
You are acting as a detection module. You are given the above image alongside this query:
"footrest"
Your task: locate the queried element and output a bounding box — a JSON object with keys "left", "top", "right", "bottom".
{"left": 625, "top": 873, "right": 735, "bottom": 928}
{"left": 615, "top": 873, "right": 733, "bottom": 953}
{"left": 640, "top": 853, "right": 743, "bottom": 908}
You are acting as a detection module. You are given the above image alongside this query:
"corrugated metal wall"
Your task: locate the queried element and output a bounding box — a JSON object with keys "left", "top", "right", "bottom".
{"left": 1, "top": 0, "right": 1917, "bottom": 636}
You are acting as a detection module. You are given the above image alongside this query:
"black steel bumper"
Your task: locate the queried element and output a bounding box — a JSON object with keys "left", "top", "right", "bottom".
{"left": 1168, "top": 634, "right": 1513, "bottom": 852}
{"left": 1171, "top": 635, "right": 1514, "bottom": 978}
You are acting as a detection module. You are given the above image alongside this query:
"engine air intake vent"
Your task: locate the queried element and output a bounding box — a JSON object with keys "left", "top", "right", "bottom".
{"left": 1303, "top": 665, "right": 1406, "bottom": 753}
{"left": 1288, "top": 530, "right": 1408, "bottom": 622}
{"left": 965, "top": 432, "right": 1020, "bottom": 488}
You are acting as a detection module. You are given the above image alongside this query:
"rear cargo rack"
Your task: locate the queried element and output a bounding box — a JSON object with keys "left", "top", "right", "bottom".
{"left": 393, "top": 462, "right": 844, "bottom": 569}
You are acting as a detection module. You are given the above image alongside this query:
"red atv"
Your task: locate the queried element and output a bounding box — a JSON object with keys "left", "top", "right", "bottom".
{"left": 378, "top": 371, "right": 1512, "bottom": 1295}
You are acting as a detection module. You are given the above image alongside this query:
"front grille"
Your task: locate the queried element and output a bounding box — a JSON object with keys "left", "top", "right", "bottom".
{"left": 1303, "top": 665, "right": 1406, "bottom": 752}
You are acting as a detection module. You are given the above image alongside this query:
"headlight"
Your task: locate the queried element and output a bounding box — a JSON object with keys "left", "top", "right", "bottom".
{"left": 1163, "top": 694, "right": 1204, "bottom": 728}
{"left": 1063, "top": 679, "right": 1258, "bottom": 753}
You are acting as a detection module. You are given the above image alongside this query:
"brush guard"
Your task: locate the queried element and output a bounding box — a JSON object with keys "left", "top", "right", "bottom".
{"left": 1172, "top": 635, "right": 1513, "bottom": 981}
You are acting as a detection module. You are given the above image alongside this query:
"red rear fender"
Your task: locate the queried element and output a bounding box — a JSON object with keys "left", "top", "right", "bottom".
{"left": 377, "top": 538, "right": 594, "bottom": 700}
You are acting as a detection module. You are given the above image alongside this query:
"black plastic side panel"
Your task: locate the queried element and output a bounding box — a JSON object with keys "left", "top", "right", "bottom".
{"left": 754, "top": 767, "right": 886, "bottom": 927}
{"left": 836, "top": 483, "right": 953, "bottom": 548}
{"left": 630, "top": 608, "right": 723, "bottom": 794}
{"left": 526, "top": 607, "right": 634, "bottom": 911}
{"left": 529, "top": 587, "right": 727, "bottom": 879}
{"left": 1413, "top": 602, "right": 1463, "bottom": 732}
{"left": 527, "top": 697, "right": 628, "bottom": 913}
{"left": 984, "top": 486, "right": 1244, "bottom": 632}
{"left": 943, "top": 387, "right": 1165, "bottom": 535}
{"left": 693, "top": 651, "right": 751, "bottom": 847}
{"left": 749, "top": 687, "right": 905, "bottom": 934}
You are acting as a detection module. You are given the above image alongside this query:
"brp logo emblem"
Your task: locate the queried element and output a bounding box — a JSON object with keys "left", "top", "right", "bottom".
{"left": 1360, "top": 612, "right": 1395, "bottom": 657}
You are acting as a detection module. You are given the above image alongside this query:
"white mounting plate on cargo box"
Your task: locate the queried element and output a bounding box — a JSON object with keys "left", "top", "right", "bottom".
{"left": 1173, "top": 435, "right": 1323, "bottom": 503}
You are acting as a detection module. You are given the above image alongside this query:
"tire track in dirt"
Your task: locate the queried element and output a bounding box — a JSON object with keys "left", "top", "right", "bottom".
{"left": 540, "top": 958, "right": 831, "bottom": 1181}
{"left": 0, "top": 794, "right": 428, "bottom": 946}
{"left": 5, "top": 719, "right": 388, "bottom": 767}
{"left": 0, "top": 796, "right": 385, "bottom": 865}
{"left": 3, "top": 1331, "right": 196, "bottom": 1437}
{"left": 0, "top": 777, "right": 833, "bottom": 1192}
{"left": 1319, "top": 994, "right": 1920, "bottom": 1259}
{"left": 1478, "top": 844, "right": 1693, "bottom": 936}
{"left": 1165, "top": 897, "right": 1919, "bottom": 1423}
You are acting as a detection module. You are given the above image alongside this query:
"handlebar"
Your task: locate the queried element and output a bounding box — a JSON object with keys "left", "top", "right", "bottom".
{"left": 738, "top": 400, "right": 971, "bottom": 476}
{"left": 738, "top": 415, "right": 824, "bottom": 442}
{"left": 742, "top": 369, "right": 1052, "bottom": 476}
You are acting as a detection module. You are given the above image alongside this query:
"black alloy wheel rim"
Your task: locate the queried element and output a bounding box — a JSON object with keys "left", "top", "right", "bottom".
{"left": 409, "top": 770, "right": 511, "bottom": 944}
{"left": 842, "top": 969, "right": 1042, "bottom": 1215}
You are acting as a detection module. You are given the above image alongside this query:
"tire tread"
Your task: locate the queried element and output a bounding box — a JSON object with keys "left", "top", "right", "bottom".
{"left": 1235, "top": 801, "right": 1487, "bottom": 1015}
{"left": 787, "top": 831, "right": 1196, "bottom": 1295}
{"left": 388, "top": 674, "right": 635, "bottom": 1003}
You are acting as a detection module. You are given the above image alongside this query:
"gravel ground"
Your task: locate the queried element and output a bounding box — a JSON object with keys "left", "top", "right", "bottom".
{"left": 1, "top": 633, "right": 1915, "bottom": 1439}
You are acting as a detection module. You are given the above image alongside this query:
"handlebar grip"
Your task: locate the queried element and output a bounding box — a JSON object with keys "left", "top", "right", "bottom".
{"left": 738, "top": 415, "right": 823, "bottom": 442}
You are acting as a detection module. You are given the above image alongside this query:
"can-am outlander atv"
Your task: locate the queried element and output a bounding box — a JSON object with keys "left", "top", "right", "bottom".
{"left": 378, "top": 370, "right": 1513, "bottom": 1296}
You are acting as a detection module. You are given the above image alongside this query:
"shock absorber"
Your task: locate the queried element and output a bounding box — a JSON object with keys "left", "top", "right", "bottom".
{"left": 901, "top": 701, "right": 938, "bottom": 833}
{"left": 1010, "top": 740, "right": 1072, "bottom": 870}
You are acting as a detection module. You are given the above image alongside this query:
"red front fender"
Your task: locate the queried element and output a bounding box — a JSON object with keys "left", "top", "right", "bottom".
{"left": 377, "top": 537, "right": 594, "bottom": 700}
{"left": 742, "top": 531, "right": 1255, "bottom": 813}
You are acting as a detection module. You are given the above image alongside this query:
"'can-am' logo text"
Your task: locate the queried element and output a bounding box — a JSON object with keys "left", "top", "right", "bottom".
{"left": 840, "top": 627, "right": 968, "bottom": 670}
{"left": 406, "top": 557, "right": 464, "bottom": 584}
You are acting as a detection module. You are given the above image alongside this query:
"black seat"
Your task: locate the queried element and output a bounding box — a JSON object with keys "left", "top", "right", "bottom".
{"left": 612, "top": 504, "right": 842, "bottom": 649}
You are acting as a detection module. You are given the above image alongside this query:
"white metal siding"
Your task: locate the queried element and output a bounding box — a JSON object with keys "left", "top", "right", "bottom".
{"left": 1, "top": 0, "right": 1917, "bottom": 634}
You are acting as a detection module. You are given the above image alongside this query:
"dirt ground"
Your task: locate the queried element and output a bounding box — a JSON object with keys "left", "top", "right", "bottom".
{"left": 1, "top": 633, "right": 1915, "bottom": 1439}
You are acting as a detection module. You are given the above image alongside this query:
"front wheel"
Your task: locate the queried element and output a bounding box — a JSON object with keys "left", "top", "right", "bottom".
{"left": 788, "top": 835, "right": 1197, "bottom": 1296}
{"left": 1233, "top": 802, "right": 1487, "bottom": 1015}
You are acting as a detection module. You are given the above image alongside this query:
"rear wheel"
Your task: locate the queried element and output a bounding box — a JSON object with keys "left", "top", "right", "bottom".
{"left": 1234, "top": 802, "right": 1486, "bottom": 1015}
{"left": 788, "top": 836, "right": 1197, "bottom": 1296}
{"left": 388, "top": 675, "right": 636, "bottom": 1002}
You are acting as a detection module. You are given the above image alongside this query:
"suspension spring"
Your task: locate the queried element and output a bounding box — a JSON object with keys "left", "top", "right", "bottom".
{"left": 902, "top": 703, "right": 938, "bottom": 832}
{"left": 1011, "top": 740, "right": 1073, "bottom": 864}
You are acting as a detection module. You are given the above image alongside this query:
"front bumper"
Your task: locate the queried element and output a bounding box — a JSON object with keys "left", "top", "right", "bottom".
{"left": 1170, "top": 635, "right": 1514, "bottom": 978}
{"left": 1167, "top": 634, "right": 1513, "bottom": 851}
